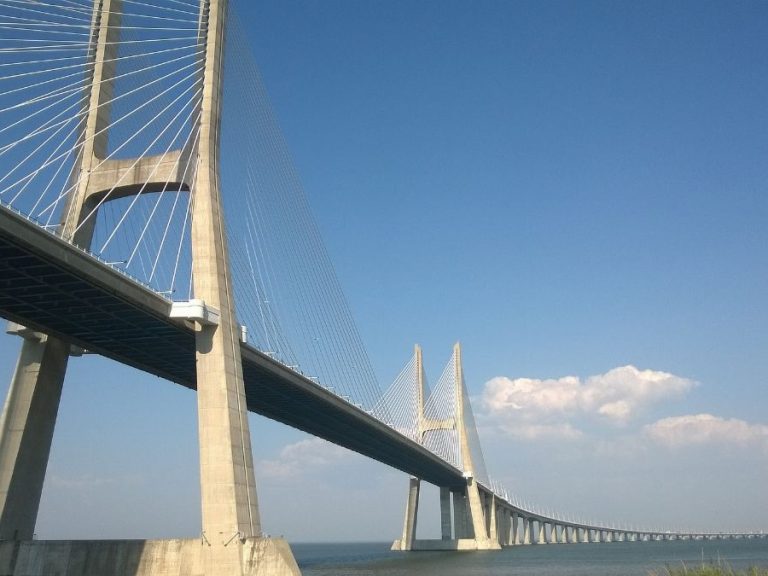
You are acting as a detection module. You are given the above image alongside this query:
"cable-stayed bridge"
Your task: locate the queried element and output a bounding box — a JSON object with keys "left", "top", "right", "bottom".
{"left": 0, "top": 1, "right": 763, "bottom": 575}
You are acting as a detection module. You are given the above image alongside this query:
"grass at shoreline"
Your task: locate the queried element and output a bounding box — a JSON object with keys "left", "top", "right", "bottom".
{"left": 650, "top": 567, "right": 768, "bottom": 576}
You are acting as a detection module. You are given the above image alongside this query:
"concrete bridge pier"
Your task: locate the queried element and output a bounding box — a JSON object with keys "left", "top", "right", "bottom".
{"left": 537, "top": 521, "right": 547, "bottom": 544}
{"left": 0, "top": 329, "right": 69, "bottom": 541}
{"left": 557, "top": 524, "right": 567, "bottom": 544}
{"left": 453, "top": 490, "right": 469, "bottom": 539}
{"left": 488, "top": 498, "right": 498, "bottom": 544}
{"left": 522, "top": 518, "right": 532, "bottom": 544}
{"left": 505, "top": 510, "right": 515, "bottom": 546}
{"left": 396, "top": 477, "right": 421, "bottom": 550}
{"left": 512, "top": 513, "right": 520, "bottom": 545}
{"left": 439, "top": 487, "right": 452, "bottom": 540}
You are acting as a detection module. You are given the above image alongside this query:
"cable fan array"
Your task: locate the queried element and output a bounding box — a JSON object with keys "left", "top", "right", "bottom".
{"left": 422, "top": 354, "right": 461, "bottom": 469}
{"left": 371, "top": 353, "right": 421, "bottom": 442}
{"left": 0, "top": 0, "right": 203, "bottom": 297}
{"left": 376, "top": 349, "right": 662, "bottom": 533}
{"left": 376, "top": 346, "right": 490, "bottom": 486}
{"left": 218, "top": 6, "right": 386, "bottom": 414}
{"left": 1, "top": 0, "right": 389, "bottom": 416}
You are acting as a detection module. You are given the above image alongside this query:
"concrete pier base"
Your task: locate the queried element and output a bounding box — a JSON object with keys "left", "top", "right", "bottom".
{"left": 391, "top": 538, "right": 501, "bottom": 551}
{"left": 0, "top": 538, "right": 300, "bottom": 576}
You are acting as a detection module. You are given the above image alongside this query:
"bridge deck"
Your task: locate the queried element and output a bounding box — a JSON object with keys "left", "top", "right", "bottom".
{"left": 0, "top": 205, "right": 464, "bottom": 489}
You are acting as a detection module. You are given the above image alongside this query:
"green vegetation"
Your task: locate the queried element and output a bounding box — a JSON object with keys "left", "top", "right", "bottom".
{"left": 650, "top": 566, "right": 768, "bottom": 576}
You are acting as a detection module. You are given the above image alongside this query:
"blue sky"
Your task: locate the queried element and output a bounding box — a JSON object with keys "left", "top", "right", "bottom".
{"left": 1, "top": 0, "right": 767, "bottom": 541}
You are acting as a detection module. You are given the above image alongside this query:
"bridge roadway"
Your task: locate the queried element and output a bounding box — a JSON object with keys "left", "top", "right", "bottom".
{"left": 0, "top": 203, "right": 464, "bottom": 490}
{"left": 2, "top": 203, "right": 766, "bottom": 543}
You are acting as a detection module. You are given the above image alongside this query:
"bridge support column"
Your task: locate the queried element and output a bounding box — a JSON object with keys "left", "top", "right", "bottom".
{"left": 0, "top": 332, "right": 69, "bottom": 540}
{"left": 453, "top": 490, "right": 469, "bottom": 538}
{"left": 537, "top": 521, "right": 546, "bottom": 544}
{"left": 512, "top": 513, "right": 520, "bottom": 545}
{"left": 488, "top": 496, "right": 497, "bottom": 544}
{"left": 465, "top": 478, "right": 498, "bottom": 548}
{"left": 522, "top": 518, "right": 531, "bottom": 544}
{"left": 504, "top": 509, "right": 513, "bottom": 546}
{"left": 393, "top": 477, "right": 420, "bottom": 551}
{"left": 496, "top": 508, "right": 505, "bottom": 546}
{"left": 440, "top": 487, "right": 452, "bottom": 540}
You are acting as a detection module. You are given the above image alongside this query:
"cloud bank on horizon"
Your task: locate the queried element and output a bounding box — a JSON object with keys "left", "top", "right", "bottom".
{"left": 480, "top": 365, "right": 768, "bottom": 451}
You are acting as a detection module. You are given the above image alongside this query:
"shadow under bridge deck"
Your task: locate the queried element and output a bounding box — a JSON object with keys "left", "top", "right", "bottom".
{"left": 0, "top": 204, "right": 465, "bottom": 489}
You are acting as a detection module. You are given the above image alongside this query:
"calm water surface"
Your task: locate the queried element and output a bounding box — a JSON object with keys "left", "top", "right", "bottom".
{"left": 293, "top": 539, "right": 768, "bottom": 576}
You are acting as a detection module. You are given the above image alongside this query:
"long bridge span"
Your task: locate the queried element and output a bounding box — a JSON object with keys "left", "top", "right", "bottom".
{"left": 1, "top": 195, "right": 763, "bottom": 561}
{"left": 0, "top": 0, "right": 763, "bottom": 575}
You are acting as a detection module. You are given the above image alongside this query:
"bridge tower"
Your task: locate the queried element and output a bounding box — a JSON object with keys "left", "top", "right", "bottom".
{"left": 392, "top": 343, "right": 500, "bottom": 551}
{"left": 0, "top": 1, "right": 299, "bottom": 574}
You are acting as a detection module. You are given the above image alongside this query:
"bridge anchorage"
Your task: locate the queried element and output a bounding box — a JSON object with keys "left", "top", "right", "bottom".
{"left": 0, "top": 0, "right": 764, "bottom": 575}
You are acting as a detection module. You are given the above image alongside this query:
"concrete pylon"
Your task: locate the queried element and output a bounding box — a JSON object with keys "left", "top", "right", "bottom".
{"left": 392, "top": 343, "right": 499, "bottom": 551}
{"left": 392, "top": 346, "right": 426, "bottom": 551}
{"left": 0, "top": 0, "right": 299, "bottom": 573}
{"left": 189, "top": 0, "right": 297, "bottom": 573}
{"left": 0, "top": 0, "right": 123, "bottom": 541}
{"left": 393, "top": 344, "right": 459, "bottom": 551}
{"left": 192, "top": 0, "right": 261, "bottom": 543}
{"left": 454, "top": 343, "right": 499, "bottom": 550}
{"left": 0, "top": 0, "right": 188, "bottom": 542}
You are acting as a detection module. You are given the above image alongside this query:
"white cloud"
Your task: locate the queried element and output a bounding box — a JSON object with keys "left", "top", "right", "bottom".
{"left": 498, "top": 422, "right": 584, "bottom": 441}
{"left": 644, "top": 414, "right": 768, "bottom": 449}
{"left": 259, "top": 437, "right": 349, "bottom": 478}
{"left": 482, "top": 365, "right": 695, "bottom": 426}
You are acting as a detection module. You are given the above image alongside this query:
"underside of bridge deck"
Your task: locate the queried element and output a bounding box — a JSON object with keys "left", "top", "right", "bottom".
{"left": 0, "top": 205, "right": 464, "bottom": 489}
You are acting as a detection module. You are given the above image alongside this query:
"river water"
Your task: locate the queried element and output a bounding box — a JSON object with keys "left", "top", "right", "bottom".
{"left": 293, "top": 539, "right": 768, "bottom": 576}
